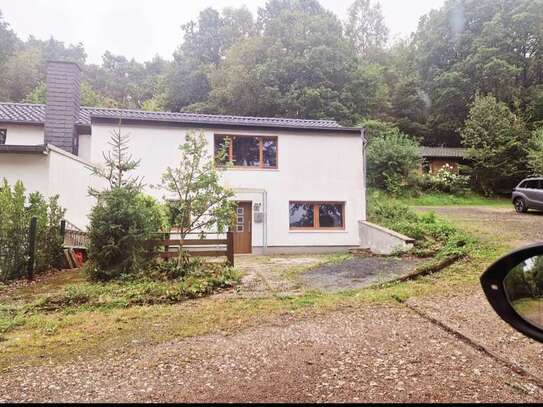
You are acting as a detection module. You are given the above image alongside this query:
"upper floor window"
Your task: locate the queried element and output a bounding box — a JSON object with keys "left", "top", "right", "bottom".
{"left": 0, "top": 129, "right": 6, "bottom": 145}
{"left": 215, "top": 135, "right": 278, "bottom": 169}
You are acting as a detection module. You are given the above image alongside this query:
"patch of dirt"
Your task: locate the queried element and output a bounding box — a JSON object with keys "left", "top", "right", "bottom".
{"left": 298, "top": 256, "right": 422, "bottom": 293}
{"left": 1, "top": 305, "right": 541, "bottom": 403}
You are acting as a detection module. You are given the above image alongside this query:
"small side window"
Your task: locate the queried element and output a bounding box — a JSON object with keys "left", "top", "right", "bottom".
{"left": 0, "top": 129, "right": 6, "bottom": 145}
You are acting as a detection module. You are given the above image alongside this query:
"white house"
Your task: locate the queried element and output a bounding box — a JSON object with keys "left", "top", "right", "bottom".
{"left": 0, "top": 61, "right": 371, "bottom": 255}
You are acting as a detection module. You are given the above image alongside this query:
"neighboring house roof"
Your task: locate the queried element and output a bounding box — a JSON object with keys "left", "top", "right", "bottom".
{"left": 420, "top": 146, "right": 468, "bottom": 158}
{"left": 0, "top": 102, "right": 358, "bottom": 132}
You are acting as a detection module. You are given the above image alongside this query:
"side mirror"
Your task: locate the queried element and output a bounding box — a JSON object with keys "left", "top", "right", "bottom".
{"left": 481, "top": 243, "right": 543, "bottom": 343}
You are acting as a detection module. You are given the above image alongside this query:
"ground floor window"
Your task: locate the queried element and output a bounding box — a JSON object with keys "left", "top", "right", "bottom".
{"left": 289, "top": 201, "right": 345, "bottom": 230}
{"left": 0, "top": 129, "right": 6, "bottom": 145}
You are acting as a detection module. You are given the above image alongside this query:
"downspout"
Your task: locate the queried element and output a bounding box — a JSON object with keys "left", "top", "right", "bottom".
{"left": 362, "top": 128, "right": 368, "bottom": 222}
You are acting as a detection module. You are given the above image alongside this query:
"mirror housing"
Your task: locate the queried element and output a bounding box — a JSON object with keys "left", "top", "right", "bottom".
{"left": 481, "top": 243, "right": 543, "bottom": 343}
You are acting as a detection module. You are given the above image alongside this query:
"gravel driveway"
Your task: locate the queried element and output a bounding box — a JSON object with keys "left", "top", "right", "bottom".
{"left": 1, "top": 305, "right": 541, "bottom": 403}
{"left": 2, "top": 205, "right": 543, "bottom": 402}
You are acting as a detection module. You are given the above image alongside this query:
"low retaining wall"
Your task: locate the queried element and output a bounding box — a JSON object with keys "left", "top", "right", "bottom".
{"left": 359, "top": 221, "right": 415, "bottom": 255}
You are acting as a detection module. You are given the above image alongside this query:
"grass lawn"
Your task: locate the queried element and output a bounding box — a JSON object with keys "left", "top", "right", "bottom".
{"left": 394, "top": 191, "right": 511, "bottom": 207}
{"left": 0, "top": 228, "right": 509, "bottom": 372}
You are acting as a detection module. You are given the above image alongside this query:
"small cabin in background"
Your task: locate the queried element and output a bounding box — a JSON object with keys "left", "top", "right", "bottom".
{"left": 420, "top": 147, "right": 469, "bottom": 175}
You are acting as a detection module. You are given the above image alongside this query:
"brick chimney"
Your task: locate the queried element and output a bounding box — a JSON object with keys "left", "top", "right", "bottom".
{"left": 44, "top": 61, "right": 81, "bottom": 154}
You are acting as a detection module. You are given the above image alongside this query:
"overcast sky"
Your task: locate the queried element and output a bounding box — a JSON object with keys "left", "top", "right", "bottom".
{"left": 1, "top": 0, "right": 445, "bottom": 64}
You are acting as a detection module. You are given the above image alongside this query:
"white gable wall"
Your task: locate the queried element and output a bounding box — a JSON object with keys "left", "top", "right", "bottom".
{"left": 47, "top": 146, "right": 101, "bottom": 229}
{"left": 0, "top": 153, "right": 50, "bottom": 194}
{"left": 0, "top": 147, "right": 100, "bottom": 230}
{"left": 90, "top": 122, "right": 365, "bottom": 250}
{"left": 1, "top": 124, "right": 44, "bottom": 145}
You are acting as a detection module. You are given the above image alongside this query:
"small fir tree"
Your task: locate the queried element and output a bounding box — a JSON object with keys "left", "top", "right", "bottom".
{"left": 86, "top": 120, "right": 164, "bottom": 281}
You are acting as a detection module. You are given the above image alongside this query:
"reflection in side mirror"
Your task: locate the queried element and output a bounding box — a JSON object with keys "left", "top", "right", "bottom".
{"left": 481, "top": 244, "right": 543, "bottom": 343}
{"left": 504, "top": 256, "right": 543, "bottom": 330}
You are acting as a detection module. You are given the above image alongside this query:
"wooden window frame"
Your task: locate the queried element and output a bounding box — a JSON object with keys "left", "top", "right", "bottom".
{"left": 215, "top": 134, "right": 278, "bottom": 170}
{"left": 289, "top": 201, "right": 346, "bottom": 230}
{"left": 0, "top": 129, "right": 6, "bottom": 145}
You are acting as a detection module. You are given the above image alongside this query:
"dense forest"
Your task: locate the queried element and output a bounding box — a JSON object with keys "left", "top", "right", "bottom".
{"left": 0, "top": 0, "right": 542, "bottom": 150}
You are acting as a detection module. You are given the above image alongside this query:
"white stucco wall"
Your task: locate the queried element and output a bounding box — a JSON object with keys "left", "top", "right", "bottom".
{"left": 0, "top": 147, "right": 100, "bottom": 230}
{"left": 0, "top": 152, "right": 50, "bottom": 195}
{"left": 1, "top": 124, "right": 44, "bottom": 145}
{"left": 47, "top": 145, "right": 100, "bottom": 229}
{"left": 78, "top": 134, "right": 92, "bottom": 162}
{"left": 90, "top": 122, "right": 365, "bottom": 249}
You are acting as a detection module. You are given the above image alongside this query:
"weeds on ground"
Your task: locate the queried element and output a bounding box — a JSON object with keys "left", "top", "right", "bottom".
{"left": 368, "top": 190, "right": 475, "bottom": 260}
{"left": 0, "top": 262, "right": 241, "bottom": 340}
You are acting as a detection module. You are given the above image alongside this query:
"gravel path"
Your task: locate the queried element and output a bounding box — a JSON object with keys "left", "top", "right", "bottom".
{"left": 1, "top": 305, "right": 541, "bottom": 403}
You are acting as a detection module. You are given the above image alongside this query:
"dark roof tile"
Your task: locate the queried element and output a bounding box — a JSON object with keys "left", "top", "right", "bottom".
{"left": 0, "top": 102, "right": 350, "bottom": 131}
{"left": 420, "top": 146, "right": 468, "bottom": 158}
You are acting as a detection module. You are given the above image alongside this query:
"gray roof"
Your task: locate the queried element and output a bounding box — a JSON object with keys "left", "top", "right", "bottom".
{"left": 0, "top": 102, "right": 353, "bottom": 131}
{"left": 420, "top": 146, "right": 468, "bottom": 158}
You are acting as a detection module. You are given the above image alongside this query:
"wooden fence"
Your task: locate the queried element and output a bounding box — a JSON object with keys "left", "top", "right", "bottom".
{"left": 145, "top": 231, "right": 234, "bottom": 267}
{"left": 61, "top": 220, "right": 89, "bottom": 249}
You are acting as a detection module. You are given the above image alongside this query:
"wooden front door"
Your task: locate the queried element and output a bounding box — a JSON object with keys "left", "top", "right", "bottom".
{"left": 234, "top": 202, "right": 252, "bottom": 254}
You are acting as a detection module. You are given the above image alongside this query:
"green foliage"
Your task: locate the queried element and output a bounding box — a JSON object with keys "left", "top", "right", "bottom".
{"left": 158, "top": 130, "right": 236, "bottom": 266}
{"left": 24, "top": 81, "right": 118, "bottom": 107}
{"left": 345, "top": 0, "right": 389, "bottom": 59}
{"left": 86, "top": 126, "right": 165, "bottom": 281}
{"left": 0, "top": 179, "right": 65, "bottom": 282}
{"left": 366, "top": 121, "right": 420, "bottom": 194}
{"left": 85, "top": 189, "right": 165, "bottom": 282}
{"left": 505, "top": 256, "right": 543, "bottom": 302}
{"left": 35, "top": 264, "right": 241, "bottom": 312}
{"left": 526, "top": 127, "right": 543, "bottom": 176}
{"left": 461, "top": 95, "right": 530, "bottom": 195}
{"left": 368, "top": 190, "right": 473, "bottom": 259}
{"left": 391, "top": 190, "right": 509, "bottom": 207}
{"left": 411, "top": 0, "right": 543, "bottom": 145}
{"left": 418, "top": 164, "right": 470, "bottom": 194}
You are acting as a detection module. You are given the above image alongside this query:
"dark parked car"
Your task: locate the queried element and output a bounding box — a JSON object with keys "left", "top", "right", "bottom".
{"left": 512, "top": 178, "right": 543, "bottom": 213}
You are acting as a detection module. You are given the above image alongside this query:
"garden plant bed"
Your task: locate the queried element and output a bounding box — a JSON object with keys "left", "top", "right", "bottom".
{"left": 298, "top": 255, "right": 423, "bottom": 293}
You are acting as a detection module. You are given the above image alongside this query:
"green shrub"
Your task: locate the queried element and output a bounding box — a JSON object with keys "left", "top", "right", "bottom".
{"left": 0, "top": 179, "right": 65, "bottom": 282}
{"left": 461, "top": 95, "right": 529, "bottom": 195}
{"left": 365, "top": 122, "right": 421, "bottom": 195}
{"left": 368, "top": 190, "right": 472, "bottom": 259}
{"left": 85, "top": 190, "right": 166, "bottom": 281}
{"left": 418, "top": 164, "right": 470, "bottom": 194}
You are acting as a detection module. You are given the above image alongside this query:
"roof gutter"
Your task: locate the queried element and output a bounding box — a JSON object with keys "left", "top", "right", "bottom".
{"left": 0, "top": 144, "right": 49, "bottom": 155}
{"left": 90, "top": 116, "right": 363, "bottom": 134}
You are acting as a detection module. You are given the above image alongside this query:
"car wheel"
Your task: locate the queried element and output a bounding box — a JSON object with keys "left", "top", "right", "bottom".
{"left": 514, "top": 198, "right": 528, "bottom": 213}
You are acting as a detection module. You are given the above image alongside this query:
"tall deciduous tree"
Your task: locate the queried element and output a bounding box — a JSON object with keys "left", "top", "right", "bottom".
{"left": 526, "top": 127, "right": 543, "bottom": 176}
{"left": 461, "top": 95, "right": 530, "bottom": 195}
{"left": 345, "top": 0, "right": 389, "bottom": 59}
